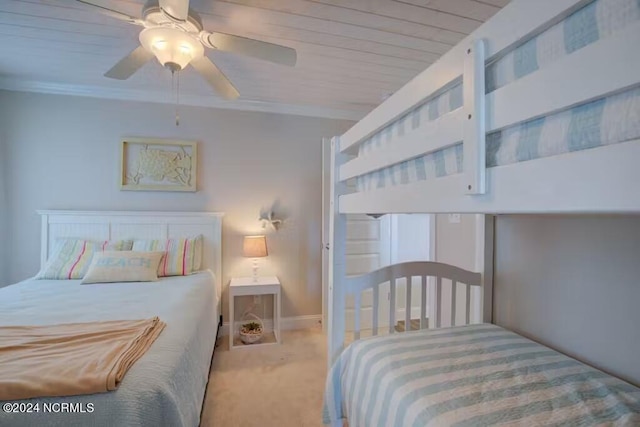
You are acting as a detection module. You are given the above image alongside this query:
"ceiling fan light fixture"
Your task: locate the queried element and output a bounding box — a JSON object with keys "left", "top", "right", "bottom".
{"left": 139, "top": 27, "right": 203, "bottom": 71}
{"left": 153, "top": 40, "right": 167, "bottom": 50}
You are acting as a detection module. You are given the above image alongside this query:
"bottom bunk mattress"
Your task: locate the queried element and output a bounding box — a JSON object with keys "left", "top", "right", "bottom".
{"left": 323, "top": 324, "right": 640, "bottom": 426}
{"left": 0, "top": 270, "right": 219, "bottom": 427}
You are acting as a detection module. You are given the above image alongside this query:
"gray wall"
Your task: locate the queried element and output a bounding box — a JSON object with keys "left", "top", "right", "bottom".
{"left": 436, "top": 214, "right": 476, "bottom": 270}
{"left": 494, "top": 215, "right": 640, "bottom": 386}
{"left": 0, "top": 120, "right": 7, "bottom": 287}
{"left": 0, "top": 90, "right": 353, "bottom": 319}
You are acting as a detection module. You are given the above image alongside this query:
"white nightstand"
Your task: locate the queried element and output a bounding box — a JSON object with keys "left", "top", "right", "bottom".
{"left": 229, "top": 276, "right": 281, "bottom": 350}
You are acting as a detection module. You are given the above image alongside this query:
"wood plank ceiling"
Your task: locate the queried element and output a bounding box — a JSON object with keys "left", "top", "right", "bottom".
{"left": 0, "top": 0, "right": 509, "bottom": 119}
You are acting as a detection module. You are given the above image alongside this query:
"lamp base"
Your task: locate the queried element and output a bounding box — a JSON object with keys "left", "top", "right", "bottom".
{"left": 252, "top": 258, "right": 259, "bottom": 282}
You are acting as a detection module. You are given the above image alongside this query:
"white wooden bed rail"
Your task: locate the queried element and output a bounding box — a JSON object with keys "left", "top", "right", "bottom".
{"left": 337, "top": 0, "right": 591, "bottom": 155}
{"left": 345, "top": 262, "right": 482, "bottom": 342}
{"left": 338, "top": 39, "right": 486, "bottom": 197}
{"left": 328, "top": 259, "right": 484, "bottom": 364}
{"left": 339, "top": 139, "right": 640, "bottom": 215}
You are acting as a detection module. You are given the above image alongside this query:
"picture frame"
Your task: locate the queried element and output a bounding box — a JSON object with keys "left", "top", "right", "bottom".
{"left": 120, "top": 138, "right": 197, "bottom": 192}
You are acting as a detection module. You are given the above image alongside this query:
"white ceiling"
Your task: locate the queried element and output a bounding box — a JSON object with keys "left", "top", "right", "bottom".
{"left": 0, "top": 0, "right": 509, "bottom": 120}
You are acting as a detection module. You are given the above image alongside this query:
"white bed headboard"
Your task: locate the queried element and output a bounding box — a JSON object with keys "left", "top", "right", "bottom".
{"left": 37, "top": 210, "right": 224, "bottom": 292}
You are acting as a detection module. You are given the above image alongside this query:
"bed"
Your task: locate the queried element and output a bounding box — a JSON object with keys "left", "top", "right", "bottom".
{"left": 0, "top": 210, "right": 224, "bottom": 427}
{"left": 324, "top": 324, "right": 640, "bottom": 427}
{"left": 323, "top": 0, "right": 640, "bottom": 425}
{"left": 323, "top": 260, "right": 640, "bottom": 427}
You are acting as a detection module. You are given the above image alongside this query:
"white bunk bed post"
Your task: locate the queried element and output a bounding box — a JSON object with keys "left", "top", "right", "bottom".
{"left": 463, "top": 39, "right": 486, "bottom": 195}
{"left": 327, "top": 137, "right": 348, "bottom": 366}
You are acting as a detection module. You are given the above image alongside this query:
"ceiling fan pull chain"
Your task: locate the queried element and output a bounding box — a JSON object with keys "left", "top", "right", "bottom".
{"left": 171, "top": 69, "right": 175, "bottom": 119}
{"left": 176, "top": 70, "right": 181, "bottom": 127}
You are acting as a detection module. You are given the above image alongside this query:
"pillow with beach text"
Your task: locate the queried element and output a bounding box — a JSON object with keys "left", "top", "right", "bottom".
{"left": 81, "top": 251, "right": 165, "bottom": 284}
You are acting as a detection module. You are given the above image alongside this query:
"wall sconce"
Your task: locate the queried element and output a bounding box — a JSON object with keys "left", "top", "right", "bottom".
{"left": 259, "top": 211, "right": 283, "bottom": 231}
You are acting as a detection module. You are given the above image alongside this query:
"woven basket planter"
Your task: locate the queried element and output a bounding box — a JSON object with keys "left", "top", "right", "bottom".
{"left": 239, "top": 313, "right": 264, "bottom": 344}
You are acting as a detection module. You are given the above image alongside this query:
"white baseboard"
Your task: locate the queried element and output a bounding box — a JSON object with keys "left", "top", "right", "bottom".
{"left": 219, "top": 314, "right": 322, "bottom": 337}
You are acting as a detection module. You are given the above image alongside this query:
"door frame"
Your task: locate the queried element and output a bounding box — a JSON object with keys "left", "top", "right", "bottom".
{"left": 321, "top": 137, "right": 331, "bottom": 333}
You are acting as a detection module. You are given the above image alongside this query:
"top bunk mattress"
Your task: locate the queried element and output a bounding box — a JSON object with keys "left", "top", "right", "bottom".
{"left": 354, "top": 0, "right": 640, "bottom": 193}
{"left": 0, "top": 271, "right": 219, "bottom": 427}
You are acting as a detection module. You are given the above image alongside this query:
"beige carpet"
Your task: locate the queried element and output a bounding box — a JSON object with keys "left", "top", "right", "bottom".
{"left": 201, "top": 328, "right": 327, "bottom": 427}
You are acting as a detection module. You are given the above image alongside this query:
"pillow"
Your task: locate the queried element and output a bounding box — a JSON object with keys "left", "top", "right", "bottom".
{"left": 36, "top": 239, "right": 133, "bottom": 280}
{"left": 81, "top": 251, "right": 165, "bottom": 284}
{"left": 132, "top": 235, "right": 203, "bottom": 277}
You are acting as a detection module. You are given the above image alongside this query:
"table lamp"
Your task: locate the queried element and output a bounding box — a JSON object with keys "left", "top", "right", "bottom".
{"left": 243, "top": 235, "right": 268, "bottom": 282}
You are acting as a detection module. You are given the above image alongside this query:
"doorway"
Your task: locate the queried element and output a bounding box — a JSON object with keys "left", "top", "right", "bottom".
{"left": 321, "top": 138, "right": 434, "bottom": 332}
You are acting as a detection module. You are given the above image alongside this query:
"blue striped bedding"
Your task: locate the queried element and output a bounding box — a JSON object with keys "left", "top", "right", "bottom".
{"left": 323, "top": 324, "right": 640, "bottom": 426}
{"left": 354, "top": 0, "right": 640, "bottom": 193}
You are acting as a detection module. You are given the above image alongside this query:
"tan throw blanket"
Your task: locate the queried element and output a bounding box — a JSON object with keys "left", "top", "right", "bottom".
{"left": 0, "top": 317, "right": 166, "bottom": 400}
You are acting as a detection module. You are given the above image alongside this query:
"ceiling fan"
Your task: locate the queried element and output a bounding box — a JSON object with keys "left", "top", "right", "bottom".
{"left": 75, "top": 0, "right": 297, "bottom": 100}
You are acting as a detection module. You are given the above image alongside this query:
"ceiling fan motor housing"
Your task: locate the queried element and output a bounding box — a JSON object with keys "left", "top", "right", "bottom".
{"left": 142, "top": 1, "right": 203, "bottom": 30}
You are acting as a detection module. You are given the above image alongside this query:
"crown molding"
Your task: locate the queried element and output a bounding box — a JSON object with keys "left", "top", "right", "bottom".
{"left": 0, "top": 77, "right": 366, "bottom": 121}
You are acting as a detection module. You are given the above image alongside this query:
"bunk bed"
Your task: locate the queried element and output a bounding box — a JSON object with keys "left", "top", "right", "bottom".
{"left": 323, "top": 0, "right": 640, "bottom": 425}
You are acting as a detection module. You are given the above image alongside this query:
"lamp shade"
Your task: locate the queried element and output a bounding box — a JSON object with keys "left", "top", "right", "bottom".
{"left": 243, "top": 235, "right": 268, "bottom": 258}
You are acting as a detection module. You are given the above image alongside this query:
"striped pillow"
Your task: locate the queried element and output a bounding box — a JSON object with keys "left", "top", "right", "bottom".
{"left": 36, "top": 239, "right": 133, "bottom": 280}
{"left": 132, "top": 235, "right": 203, "bottom": 277}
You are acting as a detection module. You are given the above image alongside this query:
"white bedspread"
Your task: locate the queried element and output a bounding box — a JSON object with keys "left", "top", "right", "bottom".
{"left": 0, "top": 271, "right": 219, "bottom": 427}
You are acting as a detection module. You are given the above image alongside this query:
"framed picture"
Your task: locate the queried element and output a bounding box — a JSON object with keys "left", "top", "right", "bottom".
{"left": 120, "top": 138, "right": 197, "bottom": 192}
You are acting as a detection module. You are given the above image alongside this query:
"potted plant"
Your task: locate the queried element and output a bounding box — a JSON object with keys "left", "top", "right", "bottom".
{"left": 239, "top": 313, "right": 263, "bottom": 344}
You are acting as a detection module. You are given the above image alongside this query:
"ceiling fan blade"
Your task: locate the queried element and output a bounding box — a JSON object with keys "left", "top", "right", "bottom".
{"left": 203, "top": 32, "right": 297, "bottom": 67}
{"left": 190, "top": 56, "right": 239, "bottom": 100}
{"left": 104, "top": 46, "right": 154, "bottom": 80}
{"left": 75, "top": 0, "right": 143, "bottom": 25}
{"left": 159, "top": 0, "right": 190, "bottom": 22}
